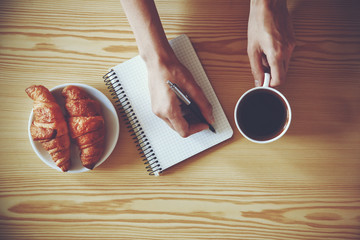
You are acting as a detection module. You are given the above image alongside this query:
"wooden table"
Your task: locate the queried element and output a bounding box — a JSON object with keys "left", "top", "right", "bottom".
{"left": 1, "top": 0, "right": 359, "bottom": 239}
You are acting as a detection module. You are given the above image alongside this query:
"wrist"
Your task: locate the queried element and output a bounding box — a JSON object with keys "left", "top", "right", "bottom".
{"left": 140, "top": 43, "right": 178, "bottom": 69}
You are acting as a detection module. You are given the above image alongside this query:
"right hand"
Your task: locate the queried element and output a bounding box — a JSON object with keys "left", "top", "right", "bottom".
{"left": 146, "top": 56, "right": 214, "bottom": 138}
{"left": 247, "top": 0, "right": 295, "bottom": 87}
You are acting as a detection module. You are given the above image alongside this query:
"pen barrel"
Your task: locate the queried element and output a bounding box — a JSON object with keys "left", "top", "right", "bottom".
{"left": 188, "top": 102, "right": 208, "bottom": 123}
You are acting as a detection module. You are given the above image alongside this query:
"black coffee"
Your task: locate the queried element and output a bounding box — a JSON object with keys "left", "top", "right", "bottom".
{"left": 236, "top": 89, "right": 287, "bottom": 141}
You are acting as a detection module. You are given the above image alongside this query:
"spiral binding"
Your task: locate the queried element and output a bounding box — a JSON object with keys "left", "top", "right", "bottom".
{"left": 103, "top": 70, "right": 162, "bottom": 175}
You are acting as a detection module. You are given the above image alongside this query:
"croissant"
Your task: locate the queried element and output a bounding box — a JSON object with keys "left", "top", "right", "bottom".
{"left": 62, "top": 86, "right": 105, "bottom": 169}
{"left": 26, "top": 85, "right": 71, "bottom": 172}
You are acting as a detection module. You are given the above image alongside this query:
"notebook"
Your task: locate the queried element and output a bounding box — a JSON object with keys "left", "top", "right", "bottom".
{"left": 103, "top": 34, "right": 233, "bottom": 176}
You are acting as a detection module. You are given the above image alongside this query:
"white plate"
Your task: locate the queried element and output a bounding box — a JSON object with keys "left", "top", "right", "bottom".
{"left": 28, "top": 83, "right": 119, "bottom": 173}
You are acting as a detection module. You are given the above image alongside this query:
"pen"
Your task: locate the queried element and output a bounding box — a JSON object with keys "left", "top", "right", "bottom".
{"left": 166, "top": 80, "right": 216, "bottom": 133}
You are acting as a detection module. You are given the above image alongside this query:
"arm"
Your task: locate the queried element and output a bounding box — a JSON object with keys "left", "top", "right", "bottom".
{"left": 247, "top": 0, "right": 295, "bottom": 87}
{"left": 120, "top": 0, "right": 214, "bottom": 137}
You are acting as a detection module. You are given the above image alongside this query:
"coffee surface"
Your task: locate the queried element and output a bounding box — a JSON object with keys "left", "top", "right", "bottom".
{"left": 236, "top": 89, "right": 287, "bottom": 141}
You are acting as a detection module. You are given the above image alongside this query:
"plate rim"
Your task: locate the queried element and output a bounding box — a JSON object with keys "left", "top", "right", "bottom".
{"left": 28, "top": 83, "right": 120, "bottom": 173}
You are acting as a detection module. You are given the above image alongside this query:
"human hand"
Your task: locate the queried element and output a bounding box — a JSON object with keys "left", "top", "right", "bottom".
{"left": 120, "top": 0, "right": 214, "bottom": 137}
{"left": 247, "top": 0, "right": 295, "bottom": 87}
{"left": 146, "top": 56, "right": 214, "bottom": 138}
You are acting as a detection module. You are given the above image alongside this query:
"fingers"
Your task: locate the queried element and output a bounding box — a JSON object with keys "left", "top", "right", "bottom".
{"left": 267, "top": 51, "right": 286, "bottom": 87}
{"left": 159, "top": 104, "right": 208, "bottom": 138}
{"left": 169, "top": 79, "right": 214, "bottom": 138}
{"left": 188, "top": 122, "right": 209, "bottom": 136}
{"left": 183, "top": 82, "right": 215, "bottom": 126}
{"left": 266, "top": 42, "right": 295, "bottom": 87}
{"left": 248, "top": 47, "right": 265, "bottom": 87}
{"left": 168, "top": 110, "right": 190, "bottom": 138}
{"left": 168, "top": 113, "right": 208, "bottom": 138}
{"left": 148, "top": 60, "right": 214, "bottom": 138}
{"left": 153, "top": 94, "right": 209, "bottom": 138}
{"left": 249, "top": 44, "right": 293, "bottom": 87}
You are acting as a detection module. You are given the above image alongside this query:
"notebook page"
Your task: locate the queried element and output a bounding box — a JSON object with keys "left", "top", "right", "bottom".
{"left": 112, "top": 34, "right": 233, "bottom": 174}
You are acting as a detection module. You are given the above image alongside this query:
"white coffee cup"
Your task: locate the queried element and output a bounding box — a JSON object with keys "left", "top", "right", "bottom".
{"left": 234, "top": 73, "right": 291, "bottom": 143}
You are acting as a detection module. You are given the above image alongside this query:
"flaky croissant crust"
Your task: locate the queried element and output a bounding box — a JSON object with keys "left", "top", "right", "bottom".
{"left": 62, "top": 86, "right": 105, "bottom": 170}
{"left": 26, "top": 85, "right": 71, "bottom": 172}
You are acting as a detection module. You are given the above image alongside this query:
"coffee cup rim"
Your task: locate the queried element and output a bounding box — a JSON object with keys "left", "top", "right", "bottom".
{"left": 234, "top": 86, "right": 292, "bottom": 144}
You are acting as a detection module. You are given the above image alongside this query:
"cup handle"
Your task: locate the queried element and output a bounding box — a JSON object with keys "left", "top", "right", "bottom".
{"left": 263, "top": 73, "right": 270, "bottom": 88}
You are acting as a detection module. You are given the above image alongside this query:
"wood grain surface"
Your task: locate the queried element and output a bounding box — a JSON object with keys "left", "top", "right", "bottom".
{"left": 0, "top": 0, "right": 359, "bottom": 239}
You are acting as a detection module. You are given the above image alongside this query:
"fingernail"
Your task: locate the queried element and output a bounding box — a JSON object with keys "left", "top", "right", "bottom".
{"left": 255, "top": 80, "right": 261, "bottom": 87}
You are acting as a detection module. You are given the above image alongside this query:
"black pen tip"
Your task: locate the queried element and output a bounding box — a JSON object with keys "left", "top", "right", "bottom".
{"left": 209, "top": 125, "right": 216, "bottom": 133}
